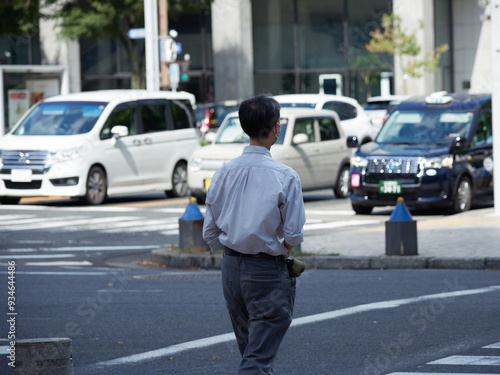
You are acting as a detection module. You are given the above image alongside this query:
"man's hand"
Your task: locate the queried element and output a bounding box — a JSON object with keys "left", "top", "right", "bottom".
{"left": 284, "top": 241, "right": 294, "bottom": 256}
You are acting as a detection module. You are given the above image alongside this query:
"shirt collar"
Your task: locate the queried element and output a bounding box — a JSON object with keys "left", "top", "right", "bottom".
{"left": 243, "top": 145, "right": 271, "bottom": 157}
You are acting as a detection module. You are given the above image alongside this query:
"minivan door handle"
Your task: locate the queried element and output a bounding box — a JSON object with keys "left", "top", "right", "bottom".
{"left": 144, "top": 137, "right": 152, "bottom": 145}
{"left": 133, "top": 139, "right": 142, "bottom": 146}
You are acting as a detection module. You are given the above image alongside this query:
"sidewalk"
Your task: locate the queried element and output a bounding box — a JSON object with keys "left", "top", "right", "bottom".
{"left": 150, "top": 207, "right": 500, "bottom": 270}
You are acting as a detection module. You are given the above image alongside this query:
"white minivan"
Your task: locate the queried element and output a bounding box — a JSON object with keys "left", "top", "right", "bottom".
{"left": 0, "top": 90, "right": 201, "bottom": 205}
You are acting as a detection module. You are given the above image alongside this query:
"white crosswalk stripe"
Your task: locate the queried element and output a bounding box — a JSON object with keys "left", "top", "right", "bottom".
{"left": 387, "top": 341, "right": 500, "bottom": 374}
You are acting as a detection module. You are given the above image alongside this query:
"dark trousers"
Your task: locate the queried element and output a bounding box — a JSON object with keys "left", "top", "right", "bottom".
{"left": 221, "top": 252, "right": 296, "bottom": 375}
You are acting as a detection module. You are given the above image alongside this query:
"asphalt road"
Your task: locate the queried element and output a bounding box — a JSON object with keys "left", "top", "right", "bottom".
{"left": 1, "top": 192, "right": 499, "bottom": 374}
{"left": 1, "top": 266, "right": 499, "bottom": 374}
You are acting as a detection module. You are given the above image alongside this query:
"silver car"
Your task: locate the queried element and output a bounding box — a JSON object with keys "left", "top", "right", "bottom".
{"left": 188, "top": 108, "right": 352, "bottom": 204}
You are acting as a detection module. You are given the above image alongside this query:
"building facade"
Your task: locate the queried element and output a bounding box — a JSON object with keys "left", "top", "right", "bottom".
{"left": 0, "top": 0, "right": 493, "bottom": 134}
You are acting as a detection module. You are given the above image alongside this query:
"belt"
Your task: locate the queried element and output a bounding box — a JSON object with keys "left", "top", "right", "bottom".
{"left": 224, "top": 248, "right": 286, "bottom": 262}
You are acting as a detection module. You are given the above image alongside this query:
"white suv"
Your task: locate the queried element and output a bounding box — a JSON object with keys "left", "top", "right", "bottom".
{"left": 274, "top": 94, "right": 379, "bottom": 144}
{"left": 0, "top": 90, "right": 201, "bottom": 205}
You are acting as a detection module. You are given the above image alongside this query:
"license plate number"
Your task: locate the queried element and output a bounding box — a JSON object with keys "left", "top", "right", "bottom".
{"left": 204, "top": 178, "right": 212, "bottom": 191}
{"left": 379, "top": 180, "right": 401, "bottom": 194}
{"left": 11, "top": 169, "right": 33, "bottom": 182}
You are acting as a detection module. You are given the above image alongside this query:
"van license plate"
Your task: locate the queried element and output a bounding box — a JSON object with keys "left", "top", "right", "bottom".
{"left": 379, "top": 180, "right": 401, "bottom": 194}
{"left": 11, "top": 169, "right": 33, "bottom": 182}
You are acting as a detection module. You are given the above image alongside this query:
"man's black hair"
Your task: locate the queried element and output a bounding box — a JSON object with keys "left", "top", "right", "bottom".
{"left": 239, "top": 95, "right": 280, "bottom": 139}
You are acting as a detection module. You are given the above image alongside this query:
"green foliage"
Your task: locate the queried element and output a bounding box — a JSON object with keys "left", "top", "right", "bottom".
{"left": 0, "top": 0, "right": 45, "bottom": 37}
{"left": 366, "top": 12, "right": 449, "bottom": 79}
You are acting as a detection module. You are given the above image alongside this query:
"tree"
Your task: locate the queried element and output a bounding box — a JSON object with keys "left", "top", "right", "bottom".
{"left": 366, "top": 13, "right": 449, "bottom": 90}
{"left": 0, "top": 0, "right": 45, "bottom": 37}
{"left": 352, "top": 54, "right": 386, "bottom": 98}
{"left": 44, "top": 0, "right": 212, "bottom": 88}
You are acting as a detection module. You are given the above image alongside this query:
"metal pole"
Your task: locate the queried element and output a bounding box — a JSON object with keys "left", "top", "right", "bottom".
{"left": 492, "top": 0, "right": 500, "bottom": 214}
{"left": 144, "top": 0, "right": 160, "bottom": 91}
{"left": 0, "top": 67, "right": 4, "bottom": 136}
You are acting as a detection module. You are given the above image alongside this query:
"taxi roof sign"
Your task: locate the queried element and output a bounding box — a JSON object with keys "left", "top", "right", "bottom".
{"left": 425, "top": 91, "right": 453, "bottom": 104}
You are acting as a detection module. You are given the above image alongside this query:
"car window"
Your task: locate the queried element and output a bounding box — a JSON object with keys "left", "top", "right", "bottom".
{"left": 293, "top": 118, "right": 315, "bottom": 143}
{"left": 140, "top": 103, "right": 168, "bottom": 133}
{"left": 377, "top": 109, "right": 474, "bottom": 144}
{"left": 100, "top": 104, "right": 136, "bottom": 140}
{"left": 318, "top": 117, "right": 340, "bottom": 141}
{"left": 14, "top": 101, "right": 106, "bottom": 136}
{"left": 472, "top": 111, "right": 492, "bottom": 146}
{"left": 169, "top": 100, "right": 192, "bottom": 130}
{"left": 216, "top": 117, "right": 250, "bottom": 144}
{"left": 322, "top": 101, "right": 357, "bottom": 120}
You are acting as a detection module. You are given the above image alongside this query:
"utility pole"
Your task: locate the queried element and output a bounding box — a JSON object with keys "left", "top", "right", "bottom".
{"left": 144, "top": 0, "right": 160, "bottom": 91}
{"left": 492, "top": 0, "right": 500, "bottom": 214}
{"left": 158, "top": 0, "right": 170, "bottom": 89}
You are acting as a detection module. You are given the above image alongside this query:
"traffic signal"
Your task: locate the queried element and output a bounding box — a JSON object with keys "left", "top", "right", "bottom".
{"left": 180, "top": 62, "right": 190, "bottom": 82}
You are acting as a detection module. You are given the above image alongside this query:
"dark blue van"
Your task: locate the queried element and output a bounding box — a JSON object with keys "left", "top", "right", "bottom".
{"left": 348, "top": 92, "right": 493, "bottom": 214}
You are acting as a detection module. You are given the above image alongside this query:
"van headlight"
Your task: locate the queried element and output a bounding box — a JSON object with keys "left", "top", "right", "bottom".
{"left": 45, "top": 147, "right": 84, "bottom": 167}
{"left": 421, "top": 156, "right": 453, "bottom": 169}
{"left": 190, "top": 157, "right": 202, "bottom": 171}
{"left": 350, "top": 156, "right": 368, "bottom": 168}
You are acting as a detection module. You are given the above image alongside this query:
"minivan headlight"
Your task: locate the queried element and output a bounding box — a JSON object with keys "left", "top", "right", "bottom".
{"left": 45, "top": 147, "right": 84, "bottom": 167}
{"left": 350, "top": 156, "right": 368, "bottom": 168}
{"left": 421, "top": 156, "right": 453, "bottom": 169}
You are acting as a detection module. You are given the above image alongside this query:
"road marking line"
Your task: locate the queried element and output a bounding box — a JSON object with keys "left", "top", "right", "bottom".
{"left": 24, "top": 261, "right": 93, "bottom": 267}
{"left": 305, "top": 210, "right": 355, "bottom": 216}
{"left": 0, "top": 271, "right": 109, "bottom": 275}
{"left": 304, "top": 219, "right": 379, "bottom": 231}
{"left": 6, "top": 245, "right": 160, "bottom": 252}
{"left": 0, "top": 254, "right": 75, "bottom": 259}
{"left": 92, "top": 284, "right": 500, "bottom": 368}
{"left": 428, "top": 355, "right": 500, "bottom": 366}
{"left": 484, "top": 342, "right": 500, "bottom": 349}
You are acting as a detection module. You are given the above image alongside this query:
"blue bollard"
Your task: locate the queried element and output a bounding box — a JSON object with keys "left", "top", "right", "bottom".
{"left": 385, "top": 197, "right": 418, "bottom": 255}
{"left": 178, "top": 197, "right": 208, "bottom": 250}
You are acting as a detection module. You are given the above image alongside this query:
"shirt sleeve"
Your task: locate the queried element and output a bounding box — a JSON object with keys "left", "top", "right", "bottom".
{"left": 202, "top": 201, "right": 224, "bottom": 252}
{"left": 280, "top": 172, "right": 306, "bottom": 247}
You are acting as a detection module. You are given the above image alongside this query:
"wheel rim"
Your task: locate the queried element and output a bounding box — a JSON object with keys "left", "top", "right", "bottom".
{"left": 457, "top": 179, "right": 471, "bottom": 211}
{"left": 172, "top": 163, "right": 188, "bottom": 196}
{"left": 87, "top": 169, "right": 106, "bottom": 204}
{"left": 338, "top": 168, "right": 350, "bottom": 198}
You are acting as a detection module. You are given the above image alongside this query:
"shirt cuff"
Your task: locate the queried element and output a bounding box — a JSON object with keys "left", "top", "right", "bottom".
{"left": 207, "top": 237, "right": 225, "bottom": 253}
{"left": 284, "top": 230, "right": 304, "bottom": 247}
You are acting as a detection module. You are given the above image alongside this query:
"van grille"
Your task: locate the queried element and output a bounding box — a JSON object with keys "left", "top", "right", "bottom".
{"left": 367, "top": 157, "right": 420, "bottom": 175}
{"left": 0, "top": 150, "right": 48, "bottom": 173}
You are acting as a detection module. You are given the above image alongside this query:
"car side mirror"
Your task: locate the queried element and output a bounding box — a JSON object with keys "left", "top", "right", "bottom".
{"left": 204, "top": 132, "right": 217, "bottom": 143}
{"left": 111, "top": 125, "right": 129, "bottom": 138}
{"left": 293, "top": 133, "right": 309, "bottom": 145}
{"left": 449, "top": 136, "right": 467, "bottom": 152}
{"left": 347, "top": 136, "right": 359, "bottom": 148}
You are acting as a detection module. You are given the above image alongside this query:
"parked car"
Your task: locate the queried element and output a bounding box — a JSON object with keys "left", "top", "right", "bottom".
{"left": 0, "top": 89, "right": 200, "bottom": 205}
{"left": 348, "top": 92, "right": 493, "bottom": 214}
{"left": 274, "top": 93, "right": 379, "bottom": 144}
{"left": 188, "top": 108, "right": 352, "bottom": 203}
{"left": 194, "top": 100, "right": 240, "bottom": 136}
{"left": 363, "top": 95, "right": 410, "bottom": 127}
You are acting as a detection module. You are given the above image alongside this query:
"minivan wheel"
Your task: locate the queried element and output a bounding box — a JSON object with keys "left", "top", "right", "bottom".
{"left": 351, "top": 203, "right": 373, "bottom": 215}
{"left": 0, "top": 197, "right": 20, "bottom": 205}
{"left": 82, "top": 166, "right": 107, "bottom": 205}
{"left": 452, "top": 177, "right": 472, "bottom": 214}
{"left": 334, "top": 165, "right": 350, "bottom": 199}
{"left": 166, "top": 161, "right": 188, "bottom": 198}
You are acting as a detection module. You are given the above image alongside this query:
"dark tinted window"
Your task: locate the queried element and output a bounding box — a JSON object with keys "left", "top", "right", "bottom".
{"left": 100, "top": 104, "right": 135, "bottom": 139}
{"left": 318, "top": 117, "right": 340, "bottom": 140}
{"left": 472, "top": 111, "right": 492, "bottom": 147}
{"left": 170, "top": 100, "right": 192, "bottom": 130}
{"left": 140, "top": 103, "right": 167, "bottom": 133}
{"left": 323, "top": 101, "right": 357, "bottom": 120}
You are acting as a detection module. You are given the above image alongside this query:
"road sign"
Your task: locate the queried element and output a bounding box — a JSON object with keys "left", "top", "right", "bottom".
{"left": 128, "top": 28, "right": 146, "bottom": 39}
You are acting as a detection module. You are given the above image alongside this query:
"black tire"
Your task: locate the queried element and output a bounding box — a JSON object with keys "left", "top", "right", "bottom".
{"left": 82, "top": 166, "right": 107, "bottom": 205}
{"left": 334, "top": 165, "right": 350, "bottom": 199}
{"left": 351, "top": 202, "right": 373, "bottom": 215}
{"left": 451, "top": 177, "right": 472, "bottom": 214}
{"left": 166, "top": 161, "right": 188, "bottom": 198}
{"left": 0, "top": 197, "right": 20, "bottom": 205}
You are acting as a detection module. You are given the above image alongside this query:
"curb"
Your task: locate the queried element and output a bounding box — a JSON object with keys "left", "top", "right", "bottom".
{"left": 150, "top": 249, "right": 500, "bottom": 270}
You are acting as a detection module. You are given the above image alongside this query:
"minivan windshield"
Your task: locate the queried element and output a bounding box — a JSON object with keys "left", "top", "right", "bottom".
{"left": 14, "top": 101, "right": 107, "bottom": 136}
{"left": 376, "top": 109, "right": 474, "bottom": 144}
{"left": 215, "top": 117, "right": 287, "bottom": 145}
